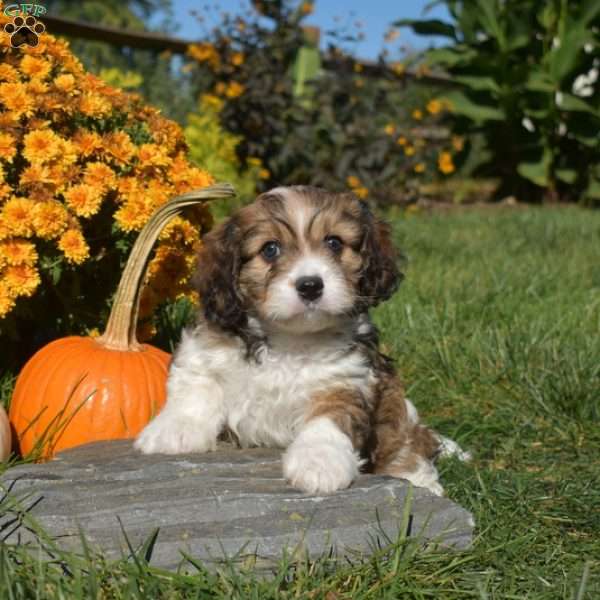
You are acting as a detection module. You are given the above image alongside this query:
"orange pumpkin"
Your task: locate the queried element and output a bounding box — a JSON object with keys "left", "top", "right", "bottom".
{"left": 9, "top": 184, "right": 235, "bottom": 458}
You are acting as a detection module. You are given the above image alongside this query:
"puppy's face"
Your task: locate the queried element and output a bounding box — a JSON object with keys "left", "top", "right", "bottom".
{"left": 195, "top": 186, "right": 400, "bottom": 337}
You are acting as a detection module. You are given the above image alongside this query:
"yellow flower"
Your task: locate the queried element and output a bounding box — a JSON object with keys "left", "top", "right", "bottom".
{"left": 0, "top": 82, "right": 35, "bottom": 117}
{"left": 201, "top": 93, "right": 224, "bottom": 111}
{"left": 32, "top": 201, "right": 69, "bottom": 239}
{"left": 103, "top": 131, "right": 136, "bottom": 164}
{"left": 413, "top": 162, "right": 426, "bottom": 173}
{"left": 27, "top": 78, "right": 49, "bottom": 95}
{"left": 396, "top": 136, "right": 407, "bottom": 146}
{"left": 438, "top": 151, "right": 455, "bottom": 174}
{"left": 79, "top": 92, "right": 111, "bottom": 117}
{"left": 0, "top": 240, "right": 38, "bottom": 266}
{"left": 138, "top": 143, "right": 172, "bottom": 168}
{"left": 187, "top": 43, "right": 220, "bottom": 69}
{"left": 0, "top": 132, "right": 16, "bottom": 162}
{"left": 58, "top": 229, "right": 89, "bottom": 264}
{"left": 54, "top": 73, "right": 76, "bottom": 93}
{"left": 19, "top": 163, "right": 53, "bottom": 187}
{"left": 159, "top": 217, "right": 199, "bottom": 248}
{"left": 384, "top": 124, "right": 396, "bottom": 136}
{"left": 83, "top": 162, "right": 117, "bottom": 191}
{"left": 404, "top": 145, "right": 415, "bottom": 156}
{"left": 301, "top": 1, "right": 314, "bottom": 15}
{"left": 259, "top": 168, "right": 270, "bottom": 180}
{"left": 452, "top": 136, "right": 465, "bottom": 152}
{"left": 73, "top": 129, "right": 102, "bottom": 157}
{"left": 114, "top": 198, "right": 151, "bottom": 232}
{"left": 1, "top": 197, "right": 35, "bottom": 237}
{"left": 0, "top": 63, "right": 19, "bottom": 82}
{"left": 0, "top": 281, "right": 16, "bottom": 318}
{"left": 225, "top": 81, "right": 245, "bottom": 98}
{"left": 64, "top": 184, "right": 103, "bottom": 218}
{"left": 247, "top": 157, "right": 262, "bottom": 167}
{"left": 347, "top": 175, "right": 361, "bottom": 188}
{"left": 22, "top": 129, "right": 62, "bottom": 164}
{"left": 354, "top": 186, "right": 369, "bottom": 199}
{"left": 231, "top": 52, "right": 245, "bottom": 66}
{"left": 3, "top": 264, "right": 40, "bottom": 297}
{"left": 426, "top": 99, "right": 443, "bottom": 115}
{"left": 412, "top": 109, "right": 423, "bottom": 120}
{"left": 20, "top": 56, "right": 52, "bottom": 80}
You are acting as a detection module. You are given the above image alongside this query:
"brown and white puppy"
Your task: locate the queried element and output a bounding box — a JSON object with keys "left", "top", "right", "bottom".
{"left": 135, "top": 186, "right": 468, "bottom": 495}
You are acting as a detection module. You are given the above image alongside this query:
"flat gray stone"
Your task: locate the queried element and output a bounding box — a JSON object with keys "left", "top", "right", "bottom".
{"left": 1, "top": 440, "right": 474, "bottom": 571}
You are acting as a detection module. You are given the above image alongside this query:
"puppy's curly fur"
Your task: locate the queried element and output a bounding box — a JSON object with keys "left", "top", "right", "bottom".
{"left": 136, "top": 186, "right": 467, "bottom": 495}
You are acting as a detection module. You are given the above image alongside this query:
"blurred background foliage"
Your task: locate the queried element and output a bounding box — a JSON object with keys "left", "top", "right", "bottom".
{"left": 399, "top": 0, "right": 600, "bottom": 203}
{"left": 38, "top": 0, "right": 600, "bottom": 206}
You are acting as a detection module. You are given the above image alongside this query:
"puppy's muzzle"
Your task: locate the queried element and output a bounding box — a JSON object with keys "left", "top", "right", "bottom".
{"left": 295, "top": 276, "right": 324, "bottom": 302}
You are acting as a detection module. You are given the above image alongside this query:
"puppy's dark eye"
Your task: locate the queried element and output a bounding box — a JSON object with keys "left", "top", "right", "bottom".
{"left": 260, "top": 241, "right": 281, "bottom": 261}
{"left": 324, "top": 235, "right": 343, "bottom": 254}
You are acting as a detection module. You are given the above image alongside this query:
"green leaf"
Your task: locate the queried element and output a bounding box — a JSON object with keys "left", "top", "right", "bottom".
{"left": 453, "top": 75, "right": 500, "bottom": 93}
{"left": 555, "top": 168, "right": 577, "bottom": 184}
{"left": 442, "top": 90, "right": 505, "bottom": 122}
{"left": 517, "top": 150, "right": 552, "bottom": 186}
{"left": 423, "top": 46, "right": 475, "bottom": 67}
{"left": 394, "top": 18, "right": 456, "bottom": 39}
{"left": 476, "top": 0, "right": 505, "bottom": 50}
{"left": 525, "top": 70, "right": 555, "bottom": 93}
{"left": 559, "top": 93, "right": 598, "bottom": 116}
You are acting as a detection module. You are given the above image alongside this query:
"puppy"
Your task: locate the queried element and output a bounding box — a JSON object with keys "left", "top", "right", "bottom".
{"left": 135, "top": 186, "right": 467, "bottom": 495}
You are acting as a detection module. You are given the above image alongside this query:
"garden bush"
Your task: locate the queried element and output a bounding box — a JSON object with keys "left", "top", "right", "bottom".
{"left": 185, "top": 0, "right": 459, "bottom": 205}
{"left": 0, "top": 17, "right": 215, "bottom": 370}
{"left": 399, "top": 0, "right": 600, "bottom": 203}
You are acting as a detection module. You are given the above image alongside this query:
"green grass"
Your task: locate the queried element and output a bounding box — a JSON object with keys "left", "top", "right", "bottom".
{"left": 1, "top": 205, "right": 599, "bottom": 598}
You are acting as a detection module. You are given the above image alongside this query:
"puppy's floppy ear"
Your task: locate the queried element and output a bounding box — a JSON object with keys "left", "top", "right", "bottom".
{"left": 193, "top": 217, "right": 247, "bottom": 334}
{"left": 358, "top": 202, "right": 402, "bottom": 307}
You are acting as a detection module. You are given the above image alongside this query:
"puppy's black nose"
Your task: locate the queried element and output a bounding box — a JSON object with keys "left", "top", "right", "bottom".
{"left": 295, "top": 276, "right": 324, "bottom": 302}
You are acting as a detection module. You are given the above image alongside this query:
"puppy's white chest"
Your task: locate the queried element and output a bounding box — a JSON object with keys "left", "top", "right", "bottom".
{"left": 222, "top": 343, "right": 369, "bottom": 449}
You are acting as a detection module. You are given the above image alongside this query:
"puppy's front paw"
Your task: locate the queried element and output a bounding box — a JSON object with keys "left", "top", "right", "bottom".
{"left": 283, "top": 426, "right": 359, "bottom": 494}
{"left": 134, "top": 412, "right": 217, "bottom": 455}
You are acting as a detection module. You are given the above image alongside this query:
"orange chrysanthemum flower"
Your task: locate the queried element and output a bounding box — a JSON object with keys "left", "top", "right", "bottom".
{"left": 0, "top": 281, "right": 16, "bottom": 318}
{"left": 22, "top": 129, "right": 62, "bottom": 164}
{"left": 0, "top": 63, "right": 19, "bottom": 82}
{"left": 0, "top": 82, "right": 34, "bottom": 117}
{"left": 103, "top": 131, "right": 136, "bottom": 164}
{"left": 83, "top": 162, "right": 117, "bottom": 191}
{"left": 54, "top": 73, "right": 76, "bottom": 93}
{"left": 1, "top": 197, "right": 35, "bottom": 237}
{"left": 58, "top": 229, "right": 89, "bottom": 264}
{"left": 64, "top": 184, "right": 103, "bottom": 218}
{"left": 114, "top": 199, "right": 150, "bottom": 233}
{"left": 3, "top": 264, "right": 41, "bottom": 297}
{"left": 20, "top": 56, "right": 52, "bottom": 80}
{"left": 0, "top": 239, "right": 38, "bottom": 266}
{"left": 32, "top": 201, "right": 69, "bottom": 240}
{"left": 19, "top": 163, "right": 53, "bottom": 187}
{"left": 73, "top": 129, "right": 102, "bottom": 157}
{"left": 79, "top": 92, "right": 111, "bottom": 117}
{"left": 138, "top": 144, "right": 172, "bottom": 168}
{"left": 0, "top": 132, "right": 16, "bottom": 162}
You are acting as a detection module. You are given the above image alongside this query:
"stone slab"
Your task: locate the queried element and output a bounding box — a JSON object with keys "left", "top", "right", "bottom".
{"left": 1, "top": 440, "right": 474, "bottom": 571}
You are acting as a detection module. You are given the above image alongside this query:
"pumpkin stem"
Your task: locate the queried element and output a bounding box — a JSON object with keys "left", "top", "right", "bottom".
{"left": 97, "top": 183, "right": 236, "bottom": 351}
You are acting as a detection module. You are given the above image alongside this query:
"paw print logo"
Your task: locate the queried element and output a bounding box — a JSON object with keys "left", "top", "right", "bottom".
{"left": 4, "top": 15, "right": 46, "bottom": 48}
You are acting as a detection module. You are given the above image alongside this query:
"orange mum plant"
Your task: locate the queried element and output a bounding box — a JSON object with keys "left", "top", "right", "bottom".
{"left": 0, "top": 15, "right": 214, "bottom": 366}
